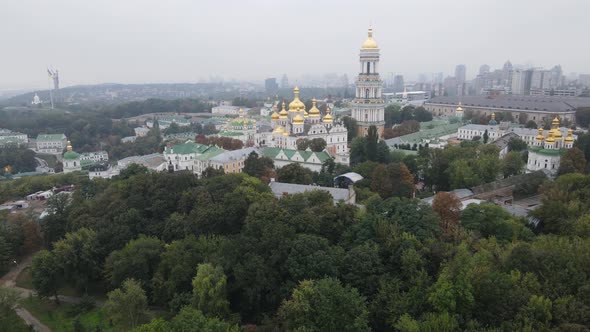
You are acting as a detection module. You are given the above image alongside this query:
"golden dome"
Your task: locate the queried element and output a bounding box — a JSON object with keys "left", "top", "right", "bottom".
{"left": 279, "top": 101, "right": 288, "bottom": 119}
{"left": 565, "top": 129, "right": 574, "bottom": 143}
{"left": 552, "top": 116, "right": 560, "bottom": 126}
{"left": 535, "top": 128, "right": 544, "bottom": 141}
{"left": 323, "top": 106, "right": 333, "bottom": 123}
{"left": 545, "top": 131, "right": 555, "bottom": 144}
{"left": 271, "top": 111, "right": 280, "bottom": 120}
{"left": 66, "top": 140, "right": 72, "bottom": 151}
{"left": 554, "top": 128, "right": 563, "bottom": 139}
{"left": 309, "top": 98, "right": 321, "bottom": 117}
{"left": 293, "top": 114, "right": 304, "bottom": 124}
{"left": 282, "top": 130, "right": 289, "bottom": 136}
{"left": 303, "top": 110, "right": 309, "bottom": 118}
{"left": 456, "top": 102, "right": 463, "bottom": 112}
{"left": 361, "top": 28, "right": 379, "bottom": 49}
{"left": 288, "top": 86, "right": 306, "bottom": 112}
{"left": 272, "top": 126, "right": 285, "bottom": 134}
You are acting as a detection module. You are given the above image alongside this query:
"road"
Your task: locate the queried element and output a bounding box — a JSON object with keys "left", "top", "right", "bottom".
{"left": 0, "top": 255, "right": 51, "bottom": 332}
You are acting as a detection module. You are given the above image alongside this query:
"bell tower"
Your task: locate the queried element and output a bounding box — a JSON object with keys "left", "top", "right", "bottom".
{"left": 352, "top": 27, "right": 385, "bottom": 137}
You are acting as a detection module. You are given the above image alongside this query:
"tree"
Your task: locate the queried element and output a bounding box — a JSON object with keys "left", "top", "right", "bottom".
{"left": 370, "top": 163, "right": 414, "bottom": 199}
{"left": 432, "top": 192, "right": 462, "bottom": 240}
{"left": 525, "top": 120, "right": 538, "bottom": 129}
{"left": 558, "top": 147, "right": 586, "bottom": 175}
{"left": 384, "top": 104, "right": 402, "bottom": 127}
{"left": 341, "top": 116, "right": 358, "bottom": 141}
{"left": 366, "top": 125, "right": 379, "bottom": 161}
{"left": 201, "top": 166, "right": 225, "bottom": 178}
{"left": 508, "top": 137, "right": 528, "bottom": 152}
{"left": 277, "top": 163, "right": 313, "bottom": 184}
{"left": 135, "top": 308, "right": 239, "bottom": 332}
{"left": 461, "top": 202, "right": 529, "bottom": 242}
{"left": 52, "top": 228, "right": 100, "bottom": 292}
{"left": 502, "top": 151, "right": 525, "bottom": 177}
{"left": 483, "top": 129, "right": 489, "bottom": 144}
{"left": 448, "top": 160, "right": 481, "bottom": 189}
{"left": 243, "top": 151, "right": 275, "bottom": 182}
{"left": 191, "top": 263, "right": 231, "bottom": 319}
{"left": 278, "top": 278, "right": 370, "bottom": 332}
{"left": 105, "top": 278, "right": 148, "bottom": 330}
{"left": 31, "top": 250, "right": 62, "bottom": 304}
{"left": 105, "top": 236, "right": 164, "bottom": 291}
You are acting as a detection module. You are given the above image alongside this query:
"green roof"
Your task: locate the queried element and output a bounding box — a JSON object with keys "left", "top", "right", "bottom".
{"left": 195, "top": 146, "right": 225, "bottom": 161}
{"left": 63, "top": 151, "right": 80, "bottom": 160}
{"left": 164, "top": 141, "right": 206, "bottom": 155}
{"left": 37, "top": 134, "right": 66, "bottom": 141}
{"left": 218, "top": 131, "right": 244, "bottom": 137}
{"left": 528, "top": 146, "right": 566, "bottom": 156}
{"left": 385, "top": 121, "right": 462, "bottom": 145}
{"left": 261, "top": 147, "right": 331, "bottom": 163}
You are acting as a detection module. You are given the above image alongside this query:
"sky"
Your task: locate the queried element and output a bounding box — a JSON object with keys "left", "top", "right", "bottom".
{"left": 1, "top": 0, "right": 589, "bottom": 90}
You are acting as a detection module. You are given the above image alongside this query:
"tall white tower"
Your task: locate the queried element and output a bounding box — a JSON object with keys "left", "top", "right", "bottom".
{"left": 352, "top": 28, "right": 385, "bottom": 137}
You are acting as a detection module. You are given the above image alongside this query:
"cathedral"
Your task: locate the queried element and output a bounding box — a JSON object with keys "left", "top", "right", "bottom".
{"left": 255, "top": 87, "right": 349, "bottom": 165}
{"left": 352, "top": 28, "right": 385, "bottom": 137}
{"left": 527, "top": 116, "right": 575, "bottom": 177}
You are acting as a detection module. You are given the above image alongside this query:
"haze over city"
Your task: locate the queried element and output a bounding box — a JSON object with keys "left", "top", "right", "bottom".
{"left": 2, "top": 0, "right": 589, "bottom": 90}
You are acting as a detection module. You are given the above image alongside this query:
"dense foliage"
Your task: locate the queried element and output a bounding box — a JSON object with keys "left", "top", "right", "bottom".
{"left": 19, "top": 167, "right": 590, "bottom": 331}
{"left": 0, "top": 148, "right": 37, "bottom": 175}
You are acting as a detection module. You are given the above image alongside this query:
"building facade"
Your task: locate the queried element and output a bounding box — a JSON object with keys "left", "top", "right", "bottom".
{"left": 36, "top": 134, "right": 67, "bottom": 153}
{"left": 527, "top": 117, "right": 574, "bottom": 177}
{"left": 352, "top": 28, "right": 385, "bottom": 137}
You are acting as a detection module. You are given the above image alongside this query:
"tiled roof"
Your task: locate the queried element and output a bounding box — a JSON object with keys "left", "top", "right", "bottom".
{"left": 164, "top": 141, "right": 206, "bottom": 155}
{"left": 261, "top": 147, "right": 331, "bottom": 163}
{"left": 37, "top": 134, "right": 66, "bottom": 141}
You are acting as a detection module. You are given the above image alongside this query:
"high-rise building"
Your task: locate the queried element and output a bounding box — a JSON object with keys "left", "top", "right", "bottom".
{"left": 502, "top": 60, "right": 513, "bottom": 87}
{"left": 352, "top": 28, "right": 385, "bottom": 137}
{"left": 393, "top": 75, "right": 404, "bottom": 93}
{"left": 265, "top": 78, "right": 278, "bottom": 94}
{"left": 281, "top": 74, "right": 289, "bottom": 89}
{"left": 511, "top": 69, "right": 533, "bottom": 95}
{"left": 479, "top": 64, "right": 490, "bottom": 76}
{"left": 455, "top": 64, "right": 466, "bottom": 86}
{"left": 443, "top": 76, "right": 458, "bottom": 96}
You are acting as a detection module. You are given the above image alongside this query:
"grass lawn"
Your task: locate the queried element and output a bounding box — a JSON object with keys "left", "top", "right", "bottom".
{"left": 20, "top": 296, "right": 116, "bottom": 332}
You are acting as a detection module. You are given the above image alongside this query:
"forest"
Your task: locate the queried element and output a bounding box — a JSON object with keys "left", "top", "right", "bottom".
{"left": 0, "top": 160, "right": 583, "bottom": 331}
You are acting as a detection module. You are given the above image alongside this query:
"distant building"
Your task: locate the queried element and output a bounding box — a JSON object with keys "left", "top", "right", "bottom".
{"left": 455, "top": 64, "right": 467, "bottom": 86}
{"left": 527, "top": 117, "right": 575, "bottom": 177}
{"left": 211, "top": 105, "right": 249, "bottom": 116}
{"left": 265, "top": 78, "right": 279, "bottom": 94}
{"left": 146, "top": 116, "right": 190, "bottom": 130}
{"left": 281, "top": 74, "right": 289, "bottom": 89}
{"left": 260, "top": 147, "right": 332, "bottom": 173}
{"left": 393, "top": 75, "right": 405, "bottom": 93}
{"left": 36, "top": 134, "right": 67, "bottom": 153}
{"left": 511, "top": 69, "right": 533, "bottom": 95}
{"left": 0, "top": 130, "right": 28, "bottom": 148}
{"left": 62, "top": 141, "right": 109, "bottom": 173}
{"left": 31, "top": 93, "right": 42, "bottom": 105}
{"left": 134, "top": 127, "right": 150, "bottom": 137}
{"left": 479, "top": 64, "right": 490, "bottom": 76}
{"left": 269, "top": 181, "right": 356, "bottom": 205}
{"left": 198, "top": 147, "right": 258, "bottom": 175}
{"left": 117, "top": 153, "right": 167, "bottom": 172}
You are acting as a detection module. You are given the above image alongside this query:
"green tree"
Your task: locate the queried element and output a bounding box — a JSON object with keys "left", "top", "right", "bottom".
{"left": 105, "top": 278, "right": 148, "bottom": 330}
{"left": 366, "top": 125, "right": 379, "bottom": 162}
{"left": 105, "top": 235, "right": 164, "bottom": 291}
{"left": 448, "top": 160, "right": 481, "bottom": 189}
{"left": 342, "top": 116, "right": 358, "bottom": 141}
{"left": 31, "top": 250, "right": 62, "bottom": 303}
{"left": 370, "top": 163, "right": 414, "bottom": 199}
{"left": 508, "top": 137, "right": 528, "bottom": 152}
{"left": 279, "top": 278, "right": 370, "bottom": 332}
{"left": 52, "top": 228, "right": 100, "bottom": 292}
{"left": 502, "top": 151, "right": 525, "bottom": 178}
{"left": 277, "top": 163, "right": 313, "bottom": 184}
{"left": 525, "top": 120, "right": 538, "bottom": 129}
{"left": 139, "top": 307, "right": 238, "bottom": 332}
{"left": 558, "top": 147, "right": 586, "bottom": 175}
{"left": 191, "top": 263, "right": 231, "bottom": 319}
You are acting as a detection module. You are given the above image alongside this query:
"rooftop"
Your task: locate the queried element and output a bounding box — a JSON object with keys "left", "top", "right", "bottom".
{"left": 37, "top": 134, "right": 66, "bottom": 141}
{"left": 426, "top": 95, "right": 590, "bottom": 113}
{"left": 269, "top": 182, "right": 351, "bottom": 203}
{"left": 261, "top": 147, "right": 332, "bottom": 163}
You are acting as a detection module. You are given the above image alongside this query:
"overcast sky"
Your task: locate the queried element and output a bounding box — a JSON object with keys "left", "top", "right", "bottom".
{"left": 2, "top": 0, "right": 589, "bottom": 90}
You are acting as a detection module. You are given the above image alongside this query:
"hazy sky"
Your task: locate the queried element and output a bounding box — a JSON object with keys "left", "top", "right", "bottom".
{"left": 2, "top": 0, "right": 589, "bottom": 90}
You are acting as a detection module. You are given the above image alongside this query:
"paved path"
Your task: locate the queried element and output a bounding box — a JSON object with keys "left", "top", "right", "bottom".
{"left": 1, "top": 254, "right": 51, "bottom": 332}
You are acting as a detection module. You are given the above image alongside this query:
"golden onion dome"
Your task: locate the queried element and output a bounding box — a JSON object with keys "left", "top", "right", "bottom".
{"left": 288, "top": 86, "right": 306, "bottom": 112}
{"left": 323, "top": 113, "right": 333, "bottom": 123}
{"left": 565, "top": 129, "right": 574, "bottom": 142}
{"left": 361, "top": 27, "right": 379, "bottom": 49}
{"left": 293, "top": 114, "right": 304, "bottom": 124}
{"left": 456, "top": 102, "right": 463, "bottom": 112}
{"left": 303, "top": 110, "right": 309, "bottom": 118}
{"left": 309, "top": 98, "right": 321, "bottom": 117}
{"left": 535, "top": 128, "right": 544, "bottom": 141}
{"left": 272, "top": 126, "right": 285, "bottom": 134}
{"left": 545, "top": 131, "right": 555, "bottom": 144}
{"left": 279, "top": 102, "right": 288, "bottom": 118}
{"left": 282, "top": 130, "right": 289, "bottom": 136}
{"left": 66, "top": 140, "right": 73, "bottom": 151}
{"left": 552, "top": 116, "right": 560, "bottom": 126}
{"left": 271, "top": 111, "right": 280, "bottom": 120}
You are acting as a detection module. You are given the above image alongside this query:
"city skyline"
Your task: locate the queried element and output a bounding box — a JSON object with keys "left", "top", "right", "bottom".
{"left": 2, "top": 0, "right": 589, "bottom": 90}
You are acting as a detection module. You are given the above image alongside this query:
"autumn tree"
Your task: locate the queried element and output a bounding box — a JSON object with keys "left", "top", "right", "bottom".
{"left": 432, "top": 192, "right": 462, "bottom": 240}
{"left": 370, "top": 163, "right": 414, "bottom": 199}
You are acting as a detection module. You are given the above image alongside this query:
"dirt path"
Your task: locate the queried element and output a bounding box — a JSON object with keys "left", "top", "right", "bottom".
{"left": 1, "top": 254, "right": 51, "bottom": 332}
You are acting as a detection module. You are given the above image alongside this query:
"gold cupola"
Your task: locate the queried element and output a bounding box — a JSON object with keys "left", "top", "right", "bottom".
{"left": 272, "top": 126, "right": 285, "bottom": 134}
{"left": 293, "top": 114, "right": 304, "bottom": 125}
{"left": 66, "top": 140, "right": 73, "bottom": 151}
{"left": 279, "top": 101, "right": 288, "bottom": 119}
{"left": 565, "top": 128, "right": 574, "bottom": 143}
{"left": 309, "top": 98, "right": 321, "bottom": 117}
{"left": 288, "top": 86, "right": 305, "bottom": 112}
{"left": 456, "top": 102, "right": 463, "bottom": 113}
{"left": 535, "top": 128, "right": 544, "bottom": 141}
{"left": 361, "top": 27, "right": 378, "bottom": 49}
{"left": 545, "top": 130, "right": 555, "bottom": 144}
{"left": 323, "top": 106, "right": 333, "bottom": 123}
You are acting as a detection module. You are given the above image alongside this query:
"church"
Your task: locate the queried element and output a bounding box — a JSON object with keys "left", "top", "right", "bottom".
{"left": 527, "top": 116, "right": 575, "bottom": 177}
{"left": 255, "top": 87, "right": 349, "bottom": 165}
